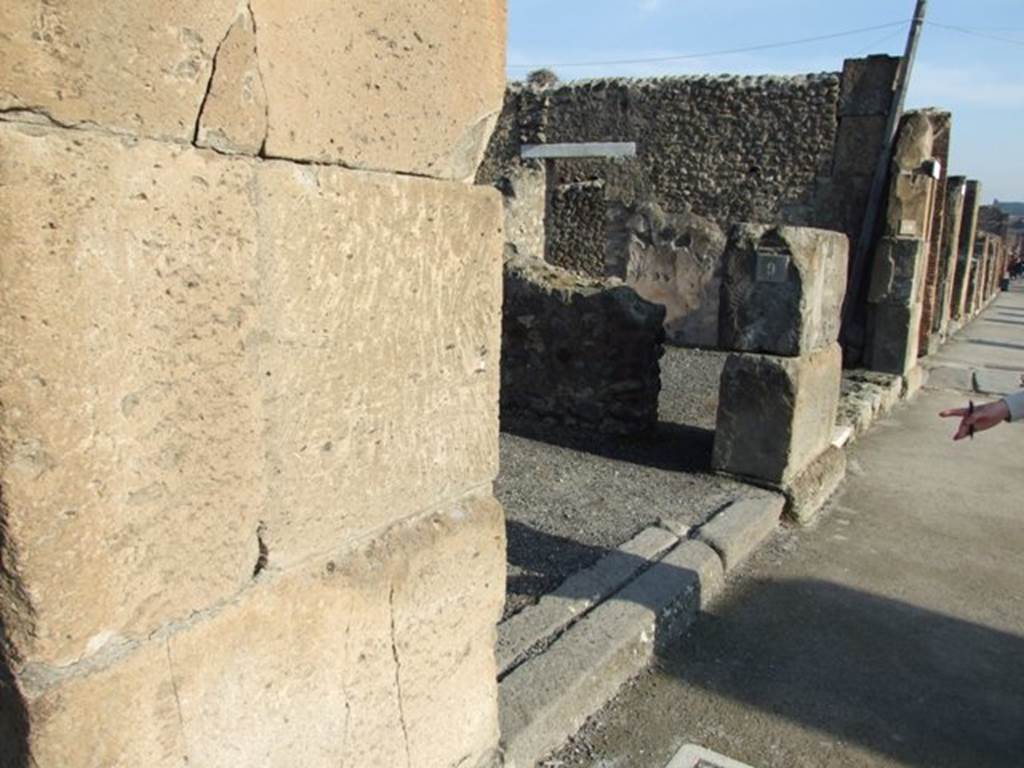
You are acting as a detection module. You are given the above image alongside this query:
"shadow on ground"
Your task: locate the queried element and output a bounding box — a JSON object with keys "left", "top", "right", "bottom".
{"left": 546, "top": 566, "right": 1024, "bottom": 768}
{"left": 501, "top": 419, "right": 715, "bottom": 474}
{"left": 652, "top": 578, "right": 1024, "bottom": 768}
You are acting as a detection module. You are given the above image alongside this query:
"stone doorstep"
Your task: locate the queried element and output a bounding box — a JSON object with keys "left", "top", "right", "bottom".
{"left": 496, "top": 526, "right": 679, "bottom": 676}
{"left": 499, "top": 539, "right": 725, "bottom": 768}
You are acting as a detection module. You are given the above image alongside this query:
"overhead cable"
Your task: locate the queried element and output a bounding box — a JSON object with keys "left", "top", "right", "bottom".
{"left": 507, "top": 19, "right": 910, "bottom": 69}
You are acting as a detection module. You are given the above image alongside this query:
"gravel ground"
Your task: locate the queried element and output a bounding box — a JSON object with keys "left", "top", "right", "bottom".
{"left": 496, "top": 347, "right": 749, "bottom": 619}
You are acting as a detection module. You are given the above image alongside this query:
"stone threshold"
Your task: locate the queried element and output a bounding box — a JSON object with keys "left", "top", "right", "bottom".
{"left": 498, "top": 494, "right": 784, "bottom": 768}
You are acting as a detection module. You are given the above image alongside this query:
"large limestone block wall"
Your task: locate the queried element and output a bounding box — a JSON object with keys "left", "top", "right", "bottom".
{"left": 1, "top": 0, "right": 505, "bottom": 179}
{"left": 0, "top": 2, "right": 507, "bottom": 767}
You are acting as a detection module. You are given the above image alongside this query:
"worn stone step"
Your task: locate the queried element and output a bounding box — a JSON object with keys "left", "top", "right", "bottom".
{"left": 497, "top": 526, "right": 679, "bottom": 676}
{"left": 499, "top": 539, "right": 724, "bottom": 768}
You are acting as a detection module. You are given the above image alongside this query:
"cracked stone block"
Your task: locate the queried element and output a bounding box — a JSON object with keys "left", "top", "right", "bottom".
{"left": 0, "top": 1, "right": 506, "bottom": 180}
{"left": 252, "top": 0, "right": 507, "bottom": 178}
{"left": 713, "top": 344, "right": 842, "bottom": 485}
{"left": 0, "top": 123, "right": 502, "bottom": 668}
{"left": 195, "top": 9, "right": 267, "bottom": 155}
{"left": 0, "top": 0, "right": 238, "bottom": 140}
{"left": 719, "top": 224, "right": 848, "bottom": 357}
{"left": 11, "top": 494, "right": 505, "bottom": 768}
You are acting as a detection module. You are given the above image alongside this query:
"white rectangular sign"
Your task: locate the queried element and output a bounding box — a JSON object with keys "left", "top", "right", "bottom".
{"left": 521, "top": 142, "right": 637, "bottom": 160}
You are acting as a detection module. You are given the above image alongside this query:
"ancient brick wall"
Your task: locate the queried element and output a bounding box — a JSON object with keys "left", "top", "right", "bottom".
{"left": 0, "top": 2, "right": 508, "bottom": 766}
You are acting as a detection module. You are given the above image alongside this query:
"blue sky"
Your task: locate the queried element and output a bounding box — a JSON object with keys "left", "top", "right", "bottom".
{"left": 507, "top": 0, "right": 1023, "bottom": 202}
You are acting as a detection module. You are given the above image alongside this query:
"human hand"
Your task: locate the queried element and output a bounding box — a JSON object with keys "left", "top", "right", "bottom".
{"left": 939, "top": 400, "right": 1010, "bottom": 441}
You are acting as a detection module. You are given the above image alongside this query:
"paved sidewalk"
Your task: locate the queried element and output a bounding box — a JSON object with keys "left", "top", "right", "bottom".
{"left": 550, "top": 287, "right": 1024, "bottom": 768}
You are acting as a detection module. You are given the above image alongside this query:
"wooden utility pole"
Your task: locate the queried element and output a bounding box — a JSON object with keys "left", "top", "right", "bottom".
{"left": 842, "top": 0, "right": 929, "bottom": 353}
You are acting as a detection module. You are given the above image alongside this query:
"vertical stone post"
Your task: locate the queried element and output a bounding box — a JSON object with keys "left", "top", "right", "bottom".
{"left": 0, "top": 3, "right": 509, "bottom": 767}
{"left": 918, "top": 112, "right": 951, "bottom": 356}
{"left": 714, "top": 225, "right": 849, "bottom": 524}
{"left": 936, "top": 176, "right": 967, "bottom": 341}
{"left": 968, "top": 235, "right": 987, "bottom": 316}
{"left": 865, "top": 111, "right": 938, "bottom": 375}
{"left": 952, "top": 180, "right": 983, "bottom": 323}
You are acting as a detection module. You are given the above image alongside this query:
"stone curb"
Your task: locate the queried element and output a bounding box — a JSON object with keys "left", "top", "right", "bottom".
{"left": 496, "top": 526, "right": 678, "bottom": 676}
{"left": 693, "top": 495, "right": 784, "bottom": 572}
{"left": 499, "top": 539, "right": 724, "bottom": 768}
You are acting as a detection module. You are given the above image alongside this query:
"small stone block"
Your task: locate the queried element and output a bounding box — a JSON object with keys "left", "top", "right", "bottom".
{"left": 866, "top": 302, "right": 922, "bottom": 376}
{"left": 784, "top": 445, "right": 847, "bottom": 525}
{"left": 713, "top": 344, "right": 842, "bottom": 485}
{"left": 868, "top": 237, "right": 926, "bottom": 307}
{"left": 719, "top": 224, "right": 848, "bottom": 356}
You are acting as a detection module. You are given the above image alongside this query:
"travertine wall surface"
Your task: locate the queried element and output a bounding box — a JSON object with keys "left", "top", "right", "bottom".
{"left": 0, "top": 3, "right": 507, "bottom": 767}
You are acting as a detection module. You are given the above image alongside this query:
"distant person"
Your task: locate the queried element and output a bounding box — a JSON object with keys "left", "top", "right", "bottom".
{"left": 941, "top": 389, "right": 1024, "bottom": 440}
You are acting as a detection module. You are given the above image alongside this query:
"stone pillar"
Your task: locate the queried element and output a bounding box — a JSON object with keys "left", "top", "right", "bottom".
{"left": 865, "top": 237, "right": 927, "bottom": 373}
{"left": 865, "top": 111, "right": 939, "bottom": 375}
{"left": 967, "top": 236, "right": 987, "bottom": 316}
{"left": 952, "top": 180, "right": 983, "bottom": 322}
{"left": 0, "top": 3, "right": 508, "bottom": 767}
{"left": 917, "top": 112, "right": 951, "bottom": 356}
{"left": 714, "top": 225, "right": 848, "bottom": 524}
{"left": 935, "top": 176, "right": 967, "bottom": 342}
